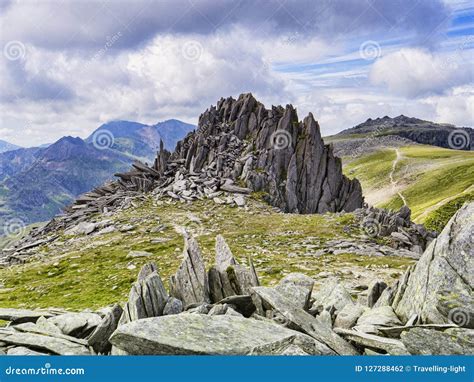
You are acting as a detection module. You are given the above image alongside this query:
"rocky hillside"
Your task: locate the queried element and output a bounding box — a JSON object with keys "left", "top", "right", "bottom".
{"left": 331, "top": 115, "right": 473, "bottom": 152}
{"left": 0, "top": 202, "right": 471, "bottom": 355}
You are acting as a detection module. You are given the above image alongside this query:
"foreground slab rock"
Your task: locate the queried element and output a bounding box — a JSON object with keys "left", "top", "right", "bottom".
{"left": 401, "top": 328, "right": 474, "bottom": 355}
{"left": 353, "top": 306, "right": 402, "bottom": 334}
{"left": 392, "top": 202, "right": 473, "bottom": 327}
{"left": 0, "top": 328, "right": 91, "bottom": 355}
{"left": 252, "top": 286, "right": 358, "bottom": 355}
{"left": 0, "top": 308, "right": 55, "bottom": 324}
{"left": 209, "top": 235, "right": 259, "bottom": 302}
{"left": 170, "top": 236, "right": 210, "bottom": 307}
{"left": 110, "top": 314, "right": 334, "bottom": 355}
{"left": 276, "top": 273, "right": 314, "bottom": 310}
{"left": 334, "top": 328, "right": 409, "bottom": 355}
{"left": 311, "top": 279, "right": 354, "bottom": 313}
{"left": 88, "top": 304, "right": 123, "bottom": 354}
{"left": 121, "top": 263, "right": 169, "bottom": 323}
{"left": 48, "top": 312, "right": 102, "bottom": 338}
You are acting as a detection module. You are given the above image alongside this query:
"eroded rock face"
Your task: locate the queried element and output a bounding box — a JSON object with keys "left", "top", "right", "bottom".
{"left": 172, "top": 93, "right": 363, "bottom": 214}
{"left": 392, "top": 203, "right": 473, "bottom": 327}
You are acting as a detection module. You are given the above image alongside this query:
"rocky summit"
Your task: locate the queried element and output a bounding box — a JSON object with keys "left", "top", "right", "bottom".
{"left": 172, "top": 93, "right": 364, "bottom": 213}
{"left": 0, "top": 202, "right": 472, "bottom": 356}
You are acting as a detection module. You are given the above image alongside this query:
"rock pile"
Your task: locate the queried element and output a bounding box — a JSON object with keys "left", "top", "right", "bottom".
{"left": 0, "top": 202, "right": 472, "bottom": 356}
{"left": 355, "top": 205, "right": 437, "bottom": 253}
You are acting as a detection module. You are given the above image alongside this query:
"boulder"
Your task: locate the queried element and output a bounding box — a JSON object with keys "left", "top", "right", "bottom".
{"left": 334, "top": 328, "right": 409, "bottom": 355}
{"left": 64, "top": 222, "right": 97, "bottom": 236}
{"left": 252, "top": 286, "right": 358, "bottom": 355}
{"left": 127, "top": 250, "right": 152, "bottom": 259}
{"left": 7, "top": 346, "right": 49, "bottom": 355}
{"left": 120, "top": 263, "right": 169, "bottom": 324}
{"left": 367, "top": 280, "right": 387, "bottom": 308}
{"left": 48, "top": 312, "right": 102, "bottom": 338}
{"left": 110, "top": 314, "right": 334, "bottom": 355}
{"left": 276, "top": 273, "right": 314, "bottom": 310}
{"left": 334, "top": 304, "right": 365, "bottom": 330}
{"left": 163, "top": 297, "right": 184, "bottom": 316}
{"left": 353, "top": 306, "right": 402, "bottom": 334}
{"left": 0, "top": 308, "right": 55, "bottom": 324}
{"left": 311, "top": 279, "right": 354, "bottom": 313}
{"left": 0, "top": 329, "right": 91, "bottom": 355}
{"left": 170, "top": 236, "right": 210, "bottom": 307}
{"left": 88, "top": 304, "right": 123, "bottom": 354}
{"left": 401, "top": 328, "right": 474, "bottom": 355}
{"left": 209, "top": 236, "right": 258, "bottom": 302}
{"left": 392, "top": 202, "right": 473, "bottom": 327}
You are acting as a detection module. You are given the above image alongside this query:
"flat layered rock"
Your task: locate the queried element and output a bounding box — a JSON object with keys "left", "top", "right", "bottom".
{"left": 0, "top": 329, "right": 91, "bottom": 355}
{"left": 401, "top": 328, "right": 474, "bottom": 355}
{"left": 334, "top": 328, "right": 409, "bottom": 355}
{"left": 48, "top": 312, "right": 102, "bottom": 338}
{"left": 0, "top": 308, "right": 55, "bottom": 324}
{"left": 110, "top": 314, "right": 333, "bottom": 355}
{"left": 252, "top": 286, "right": 357, "bottom": 355}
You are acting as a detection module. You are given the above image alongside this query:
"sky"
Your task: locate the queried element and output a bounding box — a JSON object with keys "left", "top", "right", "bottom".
{"left": 0, "top": 0, "right": 473, "bottom": 147}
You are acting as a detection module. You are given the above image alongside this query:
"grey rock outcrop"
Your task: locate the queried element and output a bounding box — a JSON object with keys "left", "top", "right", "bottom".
{"left": 88, "top": 304, "right": 123, "bottom": 354}
{"left": 170, "top": 236, "right": 210, "bottom": 307}
{"left": 120, "top": 262, "right": 169, "bottom": 323}
{"left": 391, "top": 202, "right": 473, "bottom": 327}
{"left": 401, "top": 328, "right": 474, "bottom": 355}
{"left": 355, "top": 205, "right": 437, "bottom": 253}
{"left": 208, "top": 235, "right": 259, "bottom": 302}
{"left": 251, "top": 286, "right": 358, "bottom": 355}
{"left": 171, "top": 93, "right": 363, "bottom": 214}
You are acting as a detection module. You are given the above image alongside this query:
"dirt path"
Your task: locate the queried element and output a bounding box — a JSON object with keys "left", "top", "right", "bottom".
{"left": 389, "top": 148, "right": 407, "bottom": 206}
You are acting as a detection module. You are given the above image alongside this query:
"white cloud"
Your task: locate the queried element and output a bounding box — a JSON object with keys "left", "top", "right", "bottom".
{"left": 369, "top": 48, "right": 472, "bottom": 97}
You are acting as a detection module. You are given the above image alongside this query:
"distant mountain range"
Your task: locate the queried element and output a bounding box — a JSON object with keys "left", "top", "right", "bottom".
{"left": 0, "top": 139, "right": 20, "bottom": 153}
{"left": 0, "top": 119, "right": 195, "bottom": 227}
{"left": 335, "top": 115, "right": 473, "bottom": 150}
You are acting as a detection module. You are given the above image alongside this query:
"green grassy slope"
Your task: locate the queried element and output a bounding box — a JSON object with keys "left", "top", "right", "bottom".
{"left": 0, "top": 197, "right": 413, "bottom": 311}
{"left": 343, "top": 145, "right": 474, "bottom": 229}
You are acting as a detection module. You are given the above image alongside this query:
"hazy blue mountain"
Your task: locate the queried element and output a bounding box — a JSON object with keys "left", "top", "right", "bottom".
{"left": 0, "top": 139, "right": 20, "bottom": 153}
{"left": 0, "top": 137, "right": 132, "bottom": 226}
{"left": 0, "top": 119, "right": 195, "bottom": 227}
{"left": 86, "top": 119, "right": 195, "bottom": 160}
{"left": 152, "top": 119, "right": 195, "bottom": 151}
